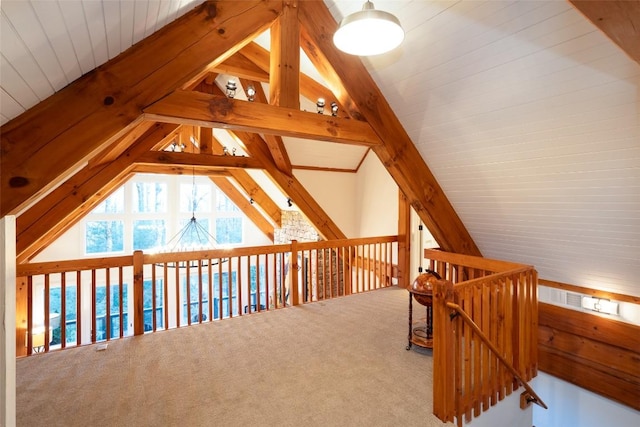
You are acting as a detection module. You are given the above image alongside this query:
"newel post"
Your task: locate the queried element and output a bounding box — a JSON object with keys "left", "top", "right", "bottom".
{"left": 433, "top": 278, "right": 456, "bottom": 424}
{"left": 290, "top": 240, "right": 299, "bottom": 306}
{"left": 133, "top": 250, "right": 144, "bottom": 336}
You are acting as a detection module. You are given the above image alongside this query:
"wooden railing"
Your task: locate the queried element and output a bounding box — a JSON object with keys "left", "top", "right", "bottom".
{"left": 16, "top": 236, "right": 397, "bottom": 356}
{"left": 426, "top": 249, "right": 544, "bottom": 427}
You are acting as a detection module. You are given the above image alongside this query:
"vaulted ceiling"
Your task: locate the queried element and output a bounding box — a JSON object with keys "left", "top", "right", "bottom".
{"left": 1, "top": 1, "right": 639, "bottom": 298}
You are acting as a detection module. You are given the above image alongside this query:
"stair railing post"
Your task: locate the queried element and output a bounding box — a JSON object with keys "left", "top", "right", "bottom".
{"left": 433, "top": 278, "right": 457, "bottom": 424}
{"left": 291, "top": 240, "right": 299, "bottom": 306}
{"left": 133, "top": 250, "right": 144, "bottom": 335}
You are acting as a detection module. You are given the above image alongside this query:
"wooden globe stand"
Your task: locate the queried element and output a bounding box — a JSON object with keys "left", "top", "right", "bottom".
{"left": 406, "top": 287, "right": 433, "bottom": 350}
{"left": 406, "top": 270, "right": 441, "bottom": 351}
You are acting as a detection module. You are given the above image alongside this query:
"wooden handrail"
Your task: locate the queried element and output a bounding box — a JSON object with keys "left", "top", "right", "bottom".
{"left": 17, "top": 235, "right": 399, "bottom": 356}
{"left": 446, "top": 301, "right": 548, "bottom": 410}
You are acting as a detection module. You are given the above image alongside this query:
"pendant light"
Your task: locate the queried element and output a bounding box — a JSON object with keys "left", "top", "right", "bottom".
{"left": 333, "top": 1, "right": 404, "bottom": 56}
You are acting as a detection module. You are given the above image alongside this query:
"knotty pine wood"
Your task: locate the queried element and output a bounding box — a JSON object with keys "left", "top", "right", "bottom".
{"left": 1, "top": 0, "right": 282, "bottom": 216}
{"left": 212, "top": 54, "right": 270, "bottom": 82}
{"left": 133, "top": 151, "right": 263, "bottom": 171}
{"left": 397, "top": 190, "right": 411, "bottom": 289}
{"left": 209, "top": 176, "right": 275, "bottom": 241}
{"left": 269, "top": 0, "right": 300, "bottom": 110}
{"left": 16, "top": 123, "right": 179, "bottom": 262}
{"left": 238, "top": 43, "right": 352, "bottom": 119}
{"left": 538, "top": 302, "right": 640, "bottom": 410}
{"left": 241, "top": 77, "right": 292, "bottom": 174}
{"left": 569, "top": 0, "right": 640, "bottom": 64}
{"left": 298, "top": 0, "right": 480, "bottom": 256}
{"left": 232, "top": 130, "right": 346, "bottom": 240}
{"left": 227, "top": 171, "right": 282, "bottom": 227}
{"left": 206, "top": 133, "right": 283, "bottom": 227}
{"left": 143, "top": 90, "right": 381, "bottom": 146}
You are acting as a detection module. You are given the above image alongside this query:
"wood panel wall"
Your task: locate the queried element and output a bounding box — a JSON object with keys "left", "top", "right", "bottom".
{"left": 538, "top": 302, "right": 640, "bottom": 410}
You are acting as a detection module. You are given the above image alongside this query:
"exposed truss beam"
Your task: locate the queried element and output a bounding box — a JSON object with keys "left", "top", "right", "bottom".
{"left": 570, "top": 0, "right": 640, "bottom": 64}
{"left": 298, "top": 0, "right": 480, "bottom": 255}
{"left": 134, "top": 151, "right": 263, "bottom": 171}
{"left": 232, "top": 130, "right": 346, "bottom": 240}
{"left": 144, "top": 91, "right": 381, "bottom": 146}
{"left": 16, "top": 123, "right": 179, "bottom": 262}
{"left": 1, "top": 0, "right": 282, "bottom": 216}
{"left": 209, "top": 177, "right": 275, "bottom": 241}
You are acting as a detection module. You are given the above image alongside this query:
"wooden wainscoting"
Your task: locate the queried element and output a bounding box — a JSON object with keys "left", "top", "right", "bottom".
{"left": 538, "top": 302, "right": 640, "bottom": 410}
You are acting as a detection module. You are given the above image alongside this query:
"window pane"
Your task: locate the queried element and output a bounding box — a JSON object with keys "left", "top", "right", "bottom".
{"left": 86, "top": 221, "right": 124, "bottom": 254}
{"left": 133, "top": 220, "right": 166, "bottom": 250}
{"left": 215, "top": 189, "right": 239, "bottom": 212}
{"left": 92, "top": 187, "right": 125, "bottom": 214}
{"left": 180, "top": 183, "right": 211, "bottom": 213}
{"left": 133, "top": 182, "right": 167, "bottom": 213}
{"left": 216, "top": 217, "right": 242, "bottom": 244}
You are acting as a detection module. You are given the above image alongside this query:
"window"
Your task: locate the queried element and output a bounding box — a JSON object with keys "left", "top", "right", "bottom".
{"left": 215, "top": 189, "right": 242, "bottom": 244}
{"left": 216, "top": 217, "right": 242, "bottom": 244}
{"left": 133, "top": 182, "right": 167, "bottom": 213}
{"left": 86, "top": 220, "right": 124, "bottom": 254}
{"left": 180, "top": 183, "right": 211, "bottom": 213}
{"left": 133, "top": 219, "right": 166, "bottom": 250}
{"left": 93, "top": 188, "right": 124, "bottom": 213}
{"left": 84, "top": 174, "right": 245, "bottom": 254}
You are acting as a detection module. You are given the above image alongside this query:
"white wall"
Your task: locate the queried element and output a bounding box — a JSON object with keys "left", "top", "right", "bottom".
{"left": 293, "top": 169, "right": 358, "bottom": 237}
{"left": 1, "top": 216, "right": 16, "bottom": 427}
{"left": 533, "top": 372, "right": 640, "bottom": 427}
{"left": 294, "top": 152, "right": 400, "bottom": 239}
{"left": 465, "top": 390, "right": 532, "bottom": 427}
{"left": 354, "top": 151, "right": 398, "bottom": 237}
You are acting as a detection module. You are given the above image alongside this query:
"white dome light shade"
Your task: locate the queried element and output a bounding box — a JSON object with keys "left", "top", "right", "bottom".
{"left": 333, "top": 1, "right": 404, "bottom": 56}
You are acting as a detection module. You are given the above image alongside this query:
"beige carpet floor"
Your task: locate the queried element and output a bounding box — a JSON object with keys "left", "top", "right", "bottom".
{"left": 16, "top": 286, "right": 454, "bottom": 427}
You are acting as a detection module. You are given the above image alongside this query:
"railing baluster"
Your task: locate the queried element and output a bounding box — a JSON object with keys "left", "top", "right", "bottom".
{"left": 226, "top": 254, "right": 232, "bottom": 317}
{"left": 91, "top": 269, "right": 96, "bottom": 343}
{"left": 236, "top": 257, "right": 242, "bottom": 316}
{"left": 76, "top": 271, "right": 82, "bottom": 347}
{"left": 60, "top": 272, "right": 66, "bottom": 349}
{"left": 105, "top": 268, "right": 111, "bottom": 341}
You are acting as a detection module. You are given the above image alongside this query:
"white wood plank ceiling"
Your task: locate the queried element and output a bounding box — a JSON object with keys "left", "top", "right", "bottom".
{"left": 1, "top": 1, "right": 639, "bottom": 298}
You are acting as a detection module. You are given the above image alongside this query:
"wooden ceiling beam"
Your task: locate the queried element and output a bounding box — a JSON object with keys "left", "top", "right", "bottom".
{"left": 207, "top": 133, "right": 283, "bottom": 227}
{"left": 89, "top": 121, "right": 156, "bottom": 168}
{"left": 209, "top": 177, "right": 275, "bottom": 241}
{"left": 143, "top": 90, "right": 381, "bottom": 146}
{"left": 232, "top": 130, "right": 346, "bottom": 240}
{"left": 211, "top": 54, "right": 270, "bottom": 82}
{"left": 269, "top": 0, "right": 300, "bottom": 109}
{"left": 298, "top": 0, "right": 480, "bottom": 255}
{"left": 570, "top": 1, "right": 640, "bottom": 64}
{"left": 228, "top": 171, "right": 282, "bottom": 227}
{"left": 240, "top": 78, "right": 293, "bottom": 175}
{"left": 1, "top": 0, "right": 283, "bottom": 216}
{"left": 16, "top": 122, "right": 179, "bottom": 262}
{"left": 239, "top": 42, "right": 354, "bottom": 118}
{"left": 134, "top": 151, "right": 263, "bottom": 171}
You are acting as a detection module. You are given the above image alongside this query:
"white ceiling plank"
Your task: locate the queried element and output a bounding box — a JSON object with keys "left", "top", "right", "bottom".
{"left": 0, "top": 13, "right": 54, "bottom": 102}
{"left": 30, "top": 0, "right": 82, "bottom": 85}
{"left": 132, "top": 1, "right": 149, "bottom": 45}
{"left": 102, "top": 0, "right": 121, "bottom": 59}
{"left": 58, "top": 0, "right": 96, "bottom": 74}
{"left": 156, "top": 0, "right": 173, "bottom": 29}
{"left": 144, "top": 0, "right": 161, "bottom": 38}
{"left": 82, "top": 0, "right": 109, "bottom": 67}
{"left": 119, "top": 1, "right": 135, "bottom": 50}
{"left": 2, "top": 1, "right": 67, "bottom": 91}
{"left": 0, "top": 86, "right": 26, "bottom": 122}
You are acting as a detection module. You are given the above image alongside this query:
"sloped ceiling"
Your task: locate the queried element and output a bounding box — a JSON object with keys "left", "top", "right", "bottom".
{"left": 1, "top": 1, "right": 639, "bottom": 298}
